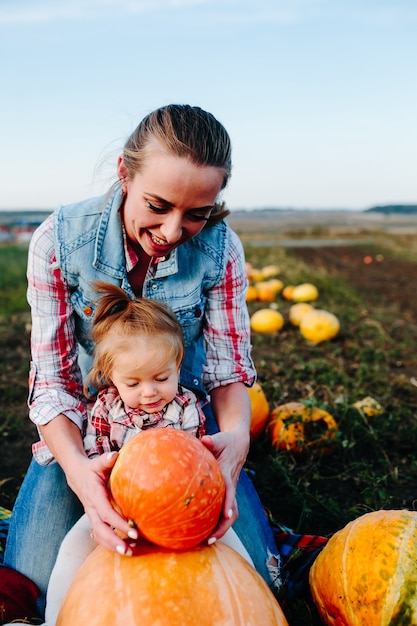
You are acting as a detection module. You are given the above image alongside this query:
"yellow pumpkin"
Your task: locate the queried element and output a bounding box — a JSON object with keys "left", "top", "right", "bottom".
{"left": 248, "top": 268, "right": 264, "bottom": 283}
{"left": 268, "top": 402, "right": 338, "bottom": 454}
{"left": 57, "top": 541, "right": 289, "bottom": 626}
{"left": 250, "top": 308, "right": 284, "bottom": 333}
{"left": 261, "top": 264, "right": 281, "bottom": 279}
{"left": 309, "top": 509, "right": 417, "bottom": 626}
{"left": 265, "top": 278, "right": 284, "bottom": 293}
{"left": 299, "top": 309, "right": 340, "bottom": 344}
{"left": 248, "top": 382, "right": 270, "bottom": 439}
{"left": 291, "top": 283, "right": 319, "bottom": 302}
{"left": 288, "top": 302, "right": 314, "bottom": 327}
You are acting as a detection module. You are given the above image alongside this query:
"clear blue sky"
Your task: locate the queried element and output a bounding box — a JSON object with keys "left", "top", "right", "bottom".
{"left": 0, "top": 0, "right": 416, "bottom": 211}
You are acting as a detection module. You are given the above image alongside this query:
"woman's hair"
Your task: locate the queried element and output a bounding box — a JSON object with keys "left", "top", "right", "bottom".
{"left": 85, "top": 281, "right": 185, "bottom": 395}
{"left": 122, "top": 104, "right": 231, "bottom": 224}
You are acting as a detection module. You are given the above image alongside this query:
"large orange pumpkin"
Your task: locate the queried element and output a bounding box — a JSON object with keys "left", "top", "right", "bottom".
{"left": 248, "top": 382, "right": 270, "bottom": 439}
{"left": 309, "top": 509, "right": 417, "bottom": 625}
{"left": 110, "top": 429, "right": 225, "bottom": 550}
{"left": 57, "top": 541, "right": 289, "bottom": 626}
{"left": 268, "top": 402, "right": 338, "bottom": 454}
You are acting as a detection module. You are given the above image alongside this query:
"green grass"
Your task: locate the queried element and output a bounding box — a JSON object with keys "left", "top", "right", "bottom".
{"left": 0, "top": 245, "right": 29, "bottom": 316}
{"left": 244, "top": 243, "right": 417, "bottom": 534}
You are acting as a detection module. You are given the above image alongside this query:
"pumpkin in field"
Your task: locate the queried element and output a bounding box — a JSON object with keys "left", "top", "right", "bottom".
{"left": 299, "top": 309, "right": 340, "bottom": 344}
{"left": 248, "top": 267, "right": 264, "bottom": 283}
{"left": 257, "top": 278, "right": 284, "bottom": 294}
{"left": 110, "top": 429, "right": 225, "bottom": 550}
{"left": 261, "top": 264, "right": 281, "bottom": 279}
{"left": 255, "top": 281, "right": 278, "bottom": 302}
{"left": 291, "top": 282, "right": 319, "bottom": 302}
{"left": 281, "top": 285, "right": 295, "bottom": 300}
{"left": 248, "top": 382, "right": 270, "bottom": 439}
{"left": 288, "top": 302, "right": 314, "bottom": 327}
{"left": 57, "top": 541, "right": 289, "bottom": 626}
{"left": 250, "top": 308, "right": 284, "bottom": 333}
{"left": 309, "top": 509, "right": 417, "bottom": 626}
{"left": 268, "top": 402, "right": 338, "bottom": 454}
{"left": 246, "top": 284, "right": 259, "bottom": 302}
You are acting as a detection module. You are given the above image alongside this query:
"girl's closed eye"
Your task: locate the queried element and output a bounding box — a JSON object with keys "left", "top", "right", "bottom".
{"left": 155, "top": 376, "right": 169, "bottom": 383}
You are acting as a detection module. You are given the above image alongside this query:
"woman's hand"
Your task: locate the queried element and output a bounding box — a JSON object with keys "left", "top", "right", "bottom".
{"left": 40, "top": 416, "right": 138, "bottom": 556}
{"left": 200, "top": 382, "right": 252, "bottom": 541}
{"left": 201, "top": 425, "right": 250, "bottom": 541}
{"left": 71, "top": 452, "right": 139, "bottom": 555}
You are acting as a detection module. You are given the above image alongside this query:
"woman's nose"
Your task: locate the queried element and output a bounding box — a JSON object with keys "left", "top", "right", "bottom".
{"left": 159, "top": 214, "right": 183, "bottom": 243}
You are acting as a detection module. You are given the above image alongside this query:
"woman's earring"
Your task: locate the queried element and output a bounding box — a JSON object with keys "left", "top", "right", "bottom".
{"left": 120, "top": 177, "right": 127, "bottom": 195}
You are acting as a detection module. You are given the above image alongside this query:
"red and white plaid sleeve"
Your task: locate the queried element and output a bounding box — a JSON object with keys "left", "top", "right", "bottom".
{"left": 27, "top": 214, "right": 87, "bottom": 431}
{"left": 202, "top": 230, "right": 256, "bottom": 392}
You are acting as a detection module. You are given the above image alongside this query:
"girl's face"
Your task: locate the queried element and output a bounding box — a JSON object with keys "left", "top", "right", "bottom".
{"left": 110, "top": 336, "right": 180, "bottom": 412}
{"left": 118, "top": 144, "right": 225, "bottom": 257}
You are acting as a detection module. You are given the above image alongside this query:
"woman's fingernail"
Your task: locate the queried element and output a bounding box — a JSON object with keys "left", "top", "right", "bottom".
{"left": 227, "top": 509, "right": 233, "bottom": 519}
{"left": 208, "top": 537, "right": 217, "bottom": 545}
{"left": 128, "top": 529, "right": 138, "bottom": 540}
{"left": 116, "top": 544, "right": 126, "bottom": 555}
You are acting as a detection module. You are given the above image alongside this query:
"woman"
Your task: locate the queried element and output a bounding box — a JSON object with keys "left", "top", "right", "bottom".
{"left": 4, "top": 104, "right": 280, "bottom": 615}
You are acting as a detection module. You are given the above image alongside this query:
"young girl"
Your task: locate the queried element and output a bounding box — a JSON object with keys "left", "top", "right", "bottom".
{"left": 23, "top": 282, "right": 252, "bottom": 626}
{"left": 82, "top": 280, "right": 206, "bottom": 457}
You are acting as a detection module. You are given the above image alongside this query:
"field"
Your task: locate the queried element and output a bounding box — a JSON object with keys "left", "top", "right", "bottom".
{"left": 1, "top": 211, "right": 417, "bottom": 625}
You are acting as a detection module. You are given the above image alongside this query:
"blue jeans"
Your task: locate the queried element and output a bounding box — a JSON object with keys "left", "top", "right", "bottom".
{"left": 3, "top": 459, "right": 84, "bottom": 614}
{"left": 5, "top": 409, "right": 278, "bottom": 614}
{"left": 203, "top": 404, "right": 279, "bottom": 590}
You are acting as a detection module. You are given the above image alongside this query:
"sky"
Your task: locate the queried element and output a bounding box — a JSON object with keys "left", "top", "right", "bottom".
{"left": 0, "top": 0, "right": 416, "bottom": 212}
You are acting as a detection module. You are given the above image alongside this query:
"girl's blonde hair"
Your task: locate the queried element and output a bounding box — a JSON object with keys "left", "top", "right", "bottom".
{"left": 121, "top": 104, "right": 231, "bottom": 225}
{"left": 85, "top": 281, "right": 185, "bottom": 395}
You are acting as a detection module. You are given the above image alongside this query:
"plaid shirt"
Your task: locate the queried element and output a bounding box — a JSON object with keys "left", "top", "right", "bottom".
{"left": 83, "top": 385, "right": 206, "bottom": 458}
{"left": 27, "top": 213, "right": 255, "bottom": 465}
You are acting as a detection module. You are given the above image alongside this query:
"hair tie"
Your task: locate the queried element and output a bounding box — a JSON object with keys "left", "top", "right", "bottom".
{"left": 108, "top": 301, "right": 128, "bottom": 317}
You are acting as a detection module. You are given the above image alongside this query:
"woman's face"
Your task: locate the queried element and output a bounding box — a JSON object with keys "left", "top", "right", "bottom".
{"left": 118, "top": 145, "right": 225, "bottom": 257}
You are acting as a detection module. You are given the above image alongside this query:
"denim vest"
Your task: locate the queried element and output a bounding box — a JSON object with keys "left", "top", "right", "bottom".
{"left": 53, "top": 188, "right": 231, "bottom": 398}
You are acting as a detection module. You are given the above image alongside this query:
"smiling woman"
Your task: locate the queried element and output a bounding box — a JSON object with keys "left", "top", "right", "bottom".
{"left": 3, "top": 104, "right": 280, "bottom": 621}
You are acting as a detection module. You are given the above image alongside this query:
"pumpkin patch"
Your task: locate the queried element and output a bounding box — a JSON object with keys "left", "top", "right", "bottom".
{"left": 110, "top": 429, "right": 225, "bottom": 550}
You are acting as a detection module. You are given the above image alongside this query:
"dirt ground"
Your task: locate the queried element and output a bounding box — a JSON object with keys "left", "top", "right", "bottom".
{"left": 290, "top": 245, "right": 417, "bottom": 325}
{"left": 1, "top": 244, "right": 417, "bottom": 510}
